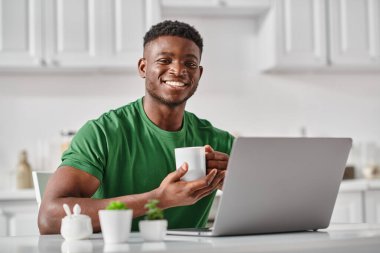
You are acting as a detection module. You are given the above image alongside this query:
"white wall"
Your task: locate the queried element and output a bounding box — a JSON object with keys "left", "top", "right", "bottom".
{"left": 1, "top": 17, "right": 379, "bottom": 188}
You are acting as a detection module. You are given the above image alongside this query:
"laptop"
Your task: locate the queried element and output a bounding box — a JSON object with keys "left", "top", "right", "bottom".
{"left": 167, "top": 137, "right": 352, "bottom": 236}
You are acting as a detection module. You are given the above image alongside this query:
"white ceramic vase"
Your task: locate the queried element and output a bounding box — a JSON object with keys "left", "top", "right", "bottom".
{"left": 60, "top": 214, "right": 93, "bottom": 241}
{"left": 139, "top": 220, "right": 168, "bottom": 242}
{"left": 60, "top": 204, "right": 93, "bottom": 241}
{"left": 98, "top": 209, "right": 133, "bottom": 244}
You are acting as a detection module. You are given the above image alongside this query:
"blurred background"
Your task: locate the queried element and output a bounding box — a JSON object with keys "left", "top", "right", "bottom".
{"left": 1, "top": 0, "right": 380, "bottom": 237}
{"left": 0, "top": 0, "right": 379, "bottom": 186}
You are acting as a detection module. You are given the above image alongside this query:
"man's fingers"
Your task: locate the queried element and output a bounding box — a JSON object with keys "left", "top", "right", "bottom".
{"left": 186, "top": 169, "right": 217, "bottom": 192}
{"left": 193, "top": 171, "right": 225, "bottom": 199}
{"left": 197, "top": 188, "right": 216, "bottom": 200}
{"left": 204, "top": 145, "right": 214, "bottom": 153}
{"left": 168, "top": 163, "right": 188, "bottom": 182}
{"left": 206, "top": 151, "right": 229, "bottom": 161}
{"left": 207, "top": 160, "right": 228, "bottom": 170}
{"left": 195, "top": 171, "right": 224, "bottom": 195}
{"left": 217, "top": 181, "right": 224, "bottom": 190}
{"left": 216, "top": 171, "right": 226, "bottom": 190}
{"left": 206, "top": 169, "right": 218, "bottom": 185}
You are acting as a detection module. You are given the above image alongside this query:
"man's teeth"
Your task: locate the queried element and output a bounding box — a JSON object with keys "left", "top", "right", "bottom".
{"left": 165, "top": 81, "right": 186, "bottom": 87}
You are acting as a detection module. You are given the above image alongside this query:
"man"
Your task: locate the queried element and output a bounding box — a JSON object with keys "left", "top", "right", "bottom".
{"left": 38, "top": 20, "right": 234, "bottom": 234}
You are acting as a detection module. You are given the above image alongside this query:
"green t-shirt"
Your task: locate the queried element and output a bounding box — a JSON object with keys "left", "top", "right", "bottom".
{"left": 61, "top": 97, "right": 234, "bottom": 231}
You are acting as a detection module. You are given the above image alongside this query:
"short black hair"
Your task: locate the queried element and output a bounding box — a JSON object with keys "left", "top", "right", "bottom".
{"left": 143, "top": 20, "right": 203, "bottom": 54}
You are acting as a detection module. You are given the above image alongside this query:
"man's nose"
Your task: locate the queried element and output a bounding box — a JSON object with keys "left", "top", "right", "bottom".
{"left": 169, "top": 62, "right": 187, "bottom": 76}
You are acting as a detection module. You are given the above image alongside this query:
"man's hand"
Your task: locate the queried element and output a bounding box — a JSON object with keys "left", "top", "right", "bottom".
{"left": 205, "top": 145, "right": 229, "bottom": 190}
{"left": 155, "top": 163, "right": 223, "bottom": 209}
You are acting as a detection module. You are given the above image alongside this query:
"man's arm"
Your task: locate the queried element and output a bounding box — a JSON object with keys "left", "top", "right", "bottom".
{"left": 38, "top": 164, "right": 223, "bottom": 234}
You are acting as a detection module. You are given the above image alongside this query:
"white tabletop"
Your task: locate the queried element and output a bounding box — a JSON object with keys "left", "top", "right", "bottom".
{"left": 1, "top": 224, "right": 380, "bottom": 253}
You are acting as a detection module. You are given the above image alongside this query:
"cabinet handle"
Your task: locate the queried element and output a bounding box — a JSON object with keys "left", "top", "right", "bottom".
{"left": 40, "top": 59, "right": 47, "bottom": 66}
{"left": 51, "top": 60, "right": 60, "bottom": 67}
{"left": 218, "top": 0, "right": 227, "bottom": 7}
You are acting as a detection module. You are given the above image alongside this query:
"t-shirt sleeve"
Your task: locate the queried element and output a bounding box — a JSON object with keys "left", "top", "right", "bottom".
{"left": 60, "top": 120, "right": 108, "bottom": 182}
{"left": 209, "top": 127, "right": 235, "bottom": 155}
{"left": 224, "top": 131, "right": 235, "bottom": 155}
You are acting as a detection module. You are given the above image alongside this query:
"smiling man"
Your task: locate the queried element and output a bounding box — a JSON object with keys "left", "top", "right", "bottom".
{"left": 38, "top": 20, "right": 235, "bottom": 234}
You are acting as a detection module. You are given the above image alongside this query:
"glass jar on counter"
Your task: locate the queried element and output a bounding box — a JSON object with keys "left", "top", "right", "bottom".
{"left": 61, "top": 130, "right": 76, "bottom": 154}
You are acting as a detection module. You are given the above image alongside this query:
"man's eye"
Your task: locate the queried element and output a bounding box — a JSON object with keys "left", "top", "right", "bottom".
{"left": 185, "top": 62, "right": 198, "bottom": 69}
{"left": 157, "top": 58, "right": 171, "bottom": 64}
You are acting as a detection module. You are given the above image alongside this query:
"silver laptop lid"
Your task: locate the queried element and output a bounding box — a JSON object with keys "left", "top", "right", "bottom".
{"left": 212, "top": 137, "right": 352, "bottom": 236}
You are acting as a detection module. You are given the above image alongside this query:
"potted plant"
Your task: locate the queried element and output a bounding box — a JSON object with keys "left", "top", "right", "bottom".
{"left": 98, "top": 201, "right": 133, "bottom": 244}
{"left": 139, "top": 199, "right": 168, "bottom": 241}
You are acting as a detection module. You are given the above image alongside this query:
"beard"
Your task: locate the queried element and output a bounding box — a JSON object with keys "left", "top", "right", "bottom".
{"left": 146, "top": 84, "right": 198, "bottom": 108}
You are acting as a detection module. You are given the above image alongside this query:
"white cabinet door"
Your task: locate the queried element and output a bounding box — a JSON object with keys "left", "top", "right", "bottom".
{"left": 331, "top": 192, "right": 364, "bottom": 223}
{"left": 45, "top": 0, "right": 151, "bottom": 69}
{"left": 0, "top": 0, "right": 148, "bottom": 69}
{"left": 258, "top": 0, "right": 327, "bottom": 71}
{"left": 44, "top": 0, "right": 103, "bottom": 67}
{"left": 0, "top": 210, "right": 7, "bottom": 236}
{"left": 8, "top": 212, "right": 39, "bottom": 236}
{"left": 276, "top": 0, "right": 327, "bottom": 67}
{"left": 365, "top": 191, "right": 380, "bottom": 223}
{"left": 100, "top": 0, "right": 145, "bottom": 68}
{"left": 0, "top": 0, "right": 42, "bottom": 67}
{"left": 0, "top": 199, "right": 39, "bottom": 236}
{"left": 329, "top": 0, "right": 380, "bottom": 66}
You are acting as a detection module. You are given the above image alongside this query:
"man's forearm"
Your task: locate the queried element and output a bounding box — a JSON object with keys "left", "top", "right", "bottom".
{"left": 38, "top": 190, "right": 158, "bottom": 234}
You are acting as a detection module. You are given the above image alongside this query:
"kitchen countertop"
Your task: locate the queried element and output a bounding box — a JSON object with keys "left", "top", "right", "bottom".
{"left": 339, "top": 179, "right": 380, "bottom": 192}
{"left": 1, "top": 224, "right": 380, "bottom": 253}
{"left": 0, "top": 189, "right": 35, "bottom": 201}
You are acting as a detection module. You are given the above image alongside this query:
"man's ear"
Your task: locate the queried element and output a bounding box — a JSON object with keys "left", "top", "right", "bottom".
{"left": 138, "top": 58, "right": 146, "bottom": 78}
{"left": 199, "top": 65, "right": 203, "bottom": 79}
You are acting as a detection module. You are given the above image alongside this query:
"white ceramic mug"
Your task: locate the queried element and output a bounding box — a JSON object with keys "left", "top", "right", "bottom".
{"left": 175, "top": 146, "right": 206, "bottom": 181}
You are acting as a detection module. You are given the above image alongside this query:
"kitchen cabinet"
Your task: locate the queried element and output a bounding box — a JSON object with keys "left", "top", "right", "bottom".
{"left": 365, "top": 190, "right": 380, "bottom": 223}
{"left": 258, "top": 0, "right": 380, "bottom": 72}
{"left": 258, "top": 0, "right": 328, "bottom": 71}
{"left": 0, "top": 0, "right": 148, "bottom": 70}
{"left": 42, "top": 0, "right": 103, "bottom": 68}
{"left": 330, "top": 180, "right": 380, "bottom": 224}
{"left": 329, "top": 0, "right": 380, "bottom": 68}
{"left": 0, "top": 189, "right": 39, "bottom": 236}
{"left": 0, "top": 210, "right": 7, "bottom": 236}
{"left": 0, "top": 0, "right": 42, "bottom": 67}
{"left": 331, "top": 191, "right": 364, "bottom": 223}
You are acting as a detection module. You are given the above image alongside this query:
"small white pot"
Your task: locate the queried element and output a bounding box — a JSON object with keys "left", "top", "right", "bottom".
{"left": 99, "top": 209, "right": 133, "bottom": 244}
{"left": 139, "top": 220, "right": 168, "bottom": 242}
{"left": 61, "top": 214, "right": 93, "bottom": 241}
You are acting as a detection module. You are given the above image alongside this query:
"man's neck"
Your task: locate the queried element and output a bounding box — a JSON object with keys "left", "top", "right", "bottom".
{"left": 142, "top": 96, "right": 186, "bottom": 131}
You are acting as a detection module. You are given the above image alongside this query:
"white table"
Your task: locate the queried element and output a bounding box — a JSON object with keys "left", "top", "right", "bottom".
{"left": 1, "top": 224, "right": 380, "bottom": 253}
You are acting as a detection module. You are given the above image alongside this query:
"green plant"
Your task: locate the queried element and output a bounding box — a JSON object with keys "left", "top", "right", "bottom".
{"left": 144, "top": 199, "right": 164, "bottom": 220}
{"left": 105, "top": 201, "right": 129, "bottom": 210}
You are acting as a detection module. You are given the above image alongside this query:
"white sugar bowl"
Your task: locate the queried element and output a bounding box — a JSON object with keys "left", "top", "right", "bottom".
{"left": 61, "top": 204, "right": 93, "bottom": 241}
